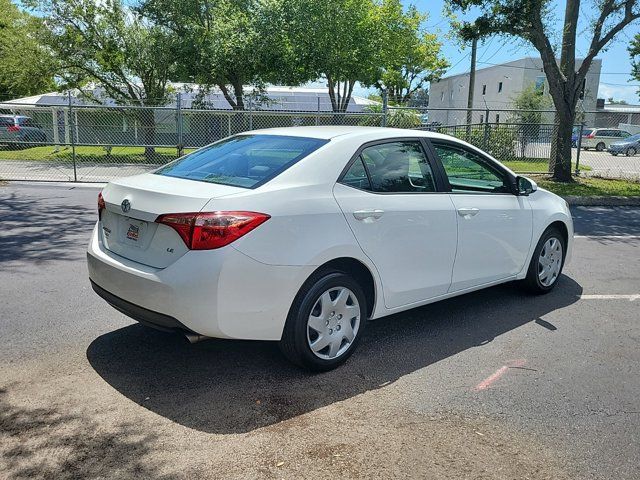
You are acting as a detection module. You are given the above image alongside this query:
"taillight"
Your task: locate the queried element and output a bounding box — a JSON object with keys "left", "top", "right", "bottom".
{"left": 156, "top": 211, "right": 270, "bottom": 250}
{"left": 586, "top": 133, "right": 595, "bottom": 138}
{"left": 7, "top": 125, "right": 20, "bottom": 133}
{"left": 98, "top": 191, "right": 106, "bottom": 219}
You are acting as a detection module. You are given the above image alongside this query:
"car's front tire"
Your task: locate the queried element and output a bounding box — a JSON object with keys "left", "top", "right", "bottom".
{"left": 521, "top": 227, "right": 566, "bottom": 294}
{"left": 279, "top": 270, "right": 367, "bottom": 371}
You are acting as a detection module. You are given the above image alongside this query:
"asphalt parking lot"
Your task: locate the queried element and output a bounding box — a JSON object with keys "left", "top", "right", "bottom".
{"left": 1, "top": 183, "right": 639, "bottom": 479}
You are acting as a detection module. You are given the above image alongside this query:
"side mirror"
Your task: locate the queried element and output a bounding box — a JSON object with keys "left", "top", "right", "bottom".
{"left": 516, "top": 176, "right": 537, "bottom": 196}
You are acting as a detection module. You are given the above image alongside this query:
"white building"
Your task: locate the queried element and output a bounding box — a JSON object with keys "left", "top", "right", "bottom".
{"left": 428, "top": 57, "right": 602, "bottom": 125}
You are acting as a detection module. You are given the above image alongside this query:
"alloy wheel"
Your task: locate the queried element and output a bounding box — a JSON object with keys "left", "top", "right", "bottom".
{"left": 306, "top": 286, "right": 361, "bottom": 360}
{"left": 627, "top": 147, "right": 636, "bottom": 156}
{"left": 538, "top": 237, "right": 563, "bottom": 287}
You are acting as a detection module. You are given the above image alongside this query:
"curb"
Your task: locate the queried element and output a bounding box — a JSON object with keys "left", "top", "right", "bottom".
{"left": 563, "top": 195, "right": 640, "bottom": 206}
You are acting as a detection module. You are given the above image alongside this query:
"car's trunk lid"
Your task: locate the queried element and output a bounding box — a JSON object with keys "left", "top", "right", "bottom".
{"left": 99, "top": 173, "right": 245, "bottom": 268}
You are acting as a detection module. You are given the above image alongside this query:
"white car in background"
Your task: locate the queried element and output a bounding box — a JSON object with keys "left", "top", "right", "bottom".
{"left": 88, "top": 127, "right": 573, "bottom": 371}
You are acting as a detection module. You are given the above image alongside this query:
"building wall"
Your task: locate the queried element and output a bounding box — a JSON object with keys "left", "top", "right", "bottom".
{"left": 428, "top": 57, "right": 602, "bottom": 126}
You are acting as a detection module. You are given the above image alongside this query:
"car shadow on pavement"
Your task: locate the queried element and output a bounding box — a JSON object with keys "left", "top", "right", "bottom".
{"left": 87, "top": 276, "right": 582, "bottom": 434}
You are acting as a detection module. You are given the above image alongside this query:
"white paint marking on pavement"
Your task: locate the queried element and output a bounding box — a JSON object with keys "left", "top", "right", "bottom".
{"left": 574, "top": 235, "right": 640, "bottom": 239}
{"left": 580, "top": 294, "right": 640, "bottom": 301}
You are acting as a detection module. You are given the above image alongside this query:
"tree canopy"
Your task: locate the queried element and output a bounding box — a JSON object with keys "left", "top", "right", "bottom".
{"left": 374, "top": 1, "right": 448, "bottom": 104}
{"left": 0, "top": 0, "right": 55, "bottom": 99}
{"left": 140, "top": 0, "right": 292, "bottom": 110}
{"left": 36, "top": 0, "right": 179, "bottom": 107}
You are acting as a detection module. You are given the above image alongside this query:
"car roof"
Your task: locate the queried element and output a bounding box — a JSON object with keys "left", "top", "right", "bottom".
{"left": 0, "top": 115, "right": 30, "bottom": 119}
{"left": 245, "top": 125, "right": 454, "bottom": 141}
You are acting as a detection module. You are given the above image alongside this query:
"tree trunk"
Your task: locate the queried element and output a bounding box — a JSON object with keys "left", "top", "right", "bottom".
{"left": 232, "top": 82, "right": 245, "bottom": 111}
{"left": 550, "top": 108, "right": 575, "bottom": 182}
{"left": 139, "top": 108, "right": 156, "bottom": 162}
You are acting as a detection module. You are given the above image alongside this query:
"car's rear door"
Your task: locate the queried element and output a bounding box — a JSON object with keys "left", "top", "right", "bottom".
{"left": 427, "top": 139, "right": 533, "bottom": 292}
{"left": 333, "top": 138, "right": 457, "bottom": 309}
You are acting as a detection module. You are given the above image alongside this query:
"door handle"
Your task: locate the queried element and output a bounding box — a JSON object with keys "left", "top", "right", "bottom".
{"left": 353, "top": 209, "right": 385, "bottom": 221}
{"left": 457, "top": 207, "right": 480, "bottom": 218}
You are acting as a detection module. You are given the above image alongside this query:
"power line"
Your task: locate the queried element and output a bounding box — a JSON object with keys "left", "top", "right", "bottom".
{"left": 476, "top": 60, "right": 632, "bottom": 75}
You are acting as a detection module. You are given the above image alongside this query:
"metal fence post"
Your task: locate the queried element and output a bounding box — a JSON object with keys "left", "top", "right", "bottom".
{"left": 483, "top": 108, "right": 490, "bottom": 150}
{"left": 68, "top": 91, "right": 77, "bottom": 182}
{"left": 381, "top": 90, "right": 388, "bottom": 127}
{"left": 248, "top": 98, "right": 253, "bottom": 131}
{"left": 316, "top": 97, "right": 320, "bottom": 126}
{"left": 176, "top": 92, "right": 184, "bottom": 157}
{"left": 575, "top": 122, "right": 585, "bottom": 176}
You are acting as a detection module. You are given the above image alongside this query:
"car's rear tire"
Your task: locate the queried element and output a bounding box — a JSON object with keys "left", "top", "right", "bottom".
{"left": 521, "top": 227, "right": 566, "bottom": 294}
{"left": 279, "top": 270, "right": 367, "bottom": 371}
{"left": 626, "top": 147, "right": 636, "bottom": 156}
{"left": 596, "top": 142, "right": 606, "bottom": 151}
{"left": 612, "top": 152, "right": 618, "bottom": 156}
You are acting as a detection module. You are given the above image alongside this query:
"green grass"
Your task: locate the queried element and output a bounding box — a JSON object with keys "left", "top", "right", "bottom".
{"left": 533, "top": 176, "right": 640, "bottom": 197}
{"left": 0, "top": 145, "right": 195, "bottom": 164}
{"left": 503, "top": 158, "right": 590, "bottom": 173}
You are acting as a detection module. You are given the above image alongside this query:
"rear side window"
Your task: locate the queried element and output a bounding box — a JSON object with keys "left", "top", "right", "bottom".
{"left": 341, "top": 141, "right": 436, "bottom": 193}
{"left": 0, "top": 117, "right": 14, "bottom": 127}
{"left": 582, "top": 129, "right": 593, "bottom": 136}
{"left": 156, "top": 135, "right": 328, "bottom": 188}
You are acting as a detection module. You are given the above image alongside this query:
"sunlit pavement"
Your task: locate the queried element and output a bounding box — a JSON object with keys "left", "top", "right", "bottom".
{"left": 1, "top": 183, "right": 639, "bottom": 479}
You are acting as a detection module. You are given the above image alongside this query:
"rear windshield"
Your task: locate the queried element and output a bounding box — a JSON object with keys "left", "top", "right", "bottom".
{"left": 155, "top": 135, "right": 328, "bottom": 188}
{"left": 582, "top": 129, "right": 594, "bottom": 136}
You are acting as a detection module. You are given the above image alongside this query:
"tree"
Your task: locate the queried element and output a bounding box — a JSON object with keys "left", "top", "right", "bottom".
{"left": 407, "top": 88, "right": 430, "bottom": 108}
{"left": 374, "top": 1, "right": 448, "bottom": 105}
{"left": 285, "top": 0, "right": 383, "bottom": 113}
{"left": 0, "top": 0, "right": 55, "bottom": 99}
{"left": 36, "top": 0, "right": 179, "bottom": 158}
{"left": 510, "top": 82, "right": 552, "bottom": 157}
{"left": 629, "top": 34, "right": 640, "bottom": 99}
{"left": 607, "top": 97, "right": 629, "bottom": 105}
{"left": 448, "top": 0, "right": 640, "bottom": 182}
{"left": 141, "top": 0, "right": 291, "bottom": 111}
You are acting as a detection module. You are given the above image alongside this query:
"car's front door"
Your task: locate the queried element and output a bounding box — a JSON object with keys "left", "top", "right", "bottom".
{"left": 429, "top": 140, "right": 533, "bottom": 292}
{"left": 333, "top": 139, "right": 457, "bottom": 309}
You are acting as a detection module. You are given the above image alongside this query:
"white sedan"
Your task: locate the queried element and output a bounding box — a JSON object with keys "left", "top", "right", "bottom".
{"left": 88, "top": 126, "right": 573, "bottom": 371}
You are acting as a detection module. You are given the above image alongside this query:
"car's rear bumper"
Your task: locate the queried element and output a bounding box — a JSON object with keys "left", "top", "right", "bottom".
{"left": 87, "top": 223, "right": 314, "bottom": 340}
{"left": 90, "top": 279, "right": 194, "bottom": 333}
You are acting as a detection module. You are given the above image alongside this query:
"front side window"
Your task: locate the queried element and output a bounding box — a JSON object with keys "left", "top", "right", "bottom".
{"left": 433, "top": 143, "right": 511, "bottom": 194}
{"left": 341, "top": 141, "right": 435, "bottom": 193}
{"left": 156, "top": 134, "right": 328, "bottom": 188}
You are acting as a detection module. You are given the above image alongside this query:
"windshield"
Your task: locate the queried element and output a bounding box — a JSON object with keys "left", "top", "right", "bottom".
{"left": 155, "top": 134, "right": 328, "bottom": 188}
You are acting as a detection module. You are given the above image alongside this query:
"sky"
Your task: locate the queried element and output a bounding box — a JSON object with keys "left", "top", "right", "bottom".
{"left": 353, "top": 0, "right": 640, "bottom": 104}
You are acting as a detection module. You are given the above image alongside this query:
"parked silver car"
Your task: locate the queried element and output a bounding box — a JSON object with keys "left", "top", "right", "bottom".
{"left": 0, "top": 115, "right": 47, "bottom": 148}
{"left": 581, "top": 128, "right": 632, "bottom": 151}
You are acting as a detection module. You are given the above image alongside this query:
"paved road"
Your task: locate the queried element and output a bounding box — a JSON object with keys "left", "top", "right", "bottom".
{"left": 1, "top": 183, "right": 639, "bottom": 479}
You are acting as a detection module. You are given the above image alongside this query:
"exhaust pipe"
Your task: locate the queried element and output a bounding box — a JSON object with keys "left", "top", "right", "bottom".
{"left": 183, "top": 332, "right": 209, "bottom": 344}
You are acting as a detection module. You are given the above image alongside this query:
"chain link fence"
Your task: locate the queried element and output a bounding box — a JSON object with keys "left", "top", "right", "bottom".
{"left": 1, "top": 96, "right": 639, "bottom": 182}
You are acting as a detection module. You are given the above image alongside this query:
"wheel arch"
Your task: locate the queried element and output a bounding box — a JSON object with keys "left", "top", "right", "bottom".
{"left": 547, "top": 220, "right": 569, "bottom": 249}
{"left": 306, "top": 257, "right": 377, "bottom": 319}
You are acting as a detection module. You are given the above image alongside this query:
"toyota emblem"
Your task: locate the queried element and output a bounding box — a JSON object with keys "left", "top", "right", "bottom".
{"left": 121, "top": 199, "right": 131, "bottom": 213}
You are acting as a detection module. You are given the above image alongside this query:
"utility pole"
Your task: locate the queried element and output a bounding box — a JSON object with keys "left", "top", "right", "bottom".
{"left": 466, "top": 35, "right": 478, "bottom": 139}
